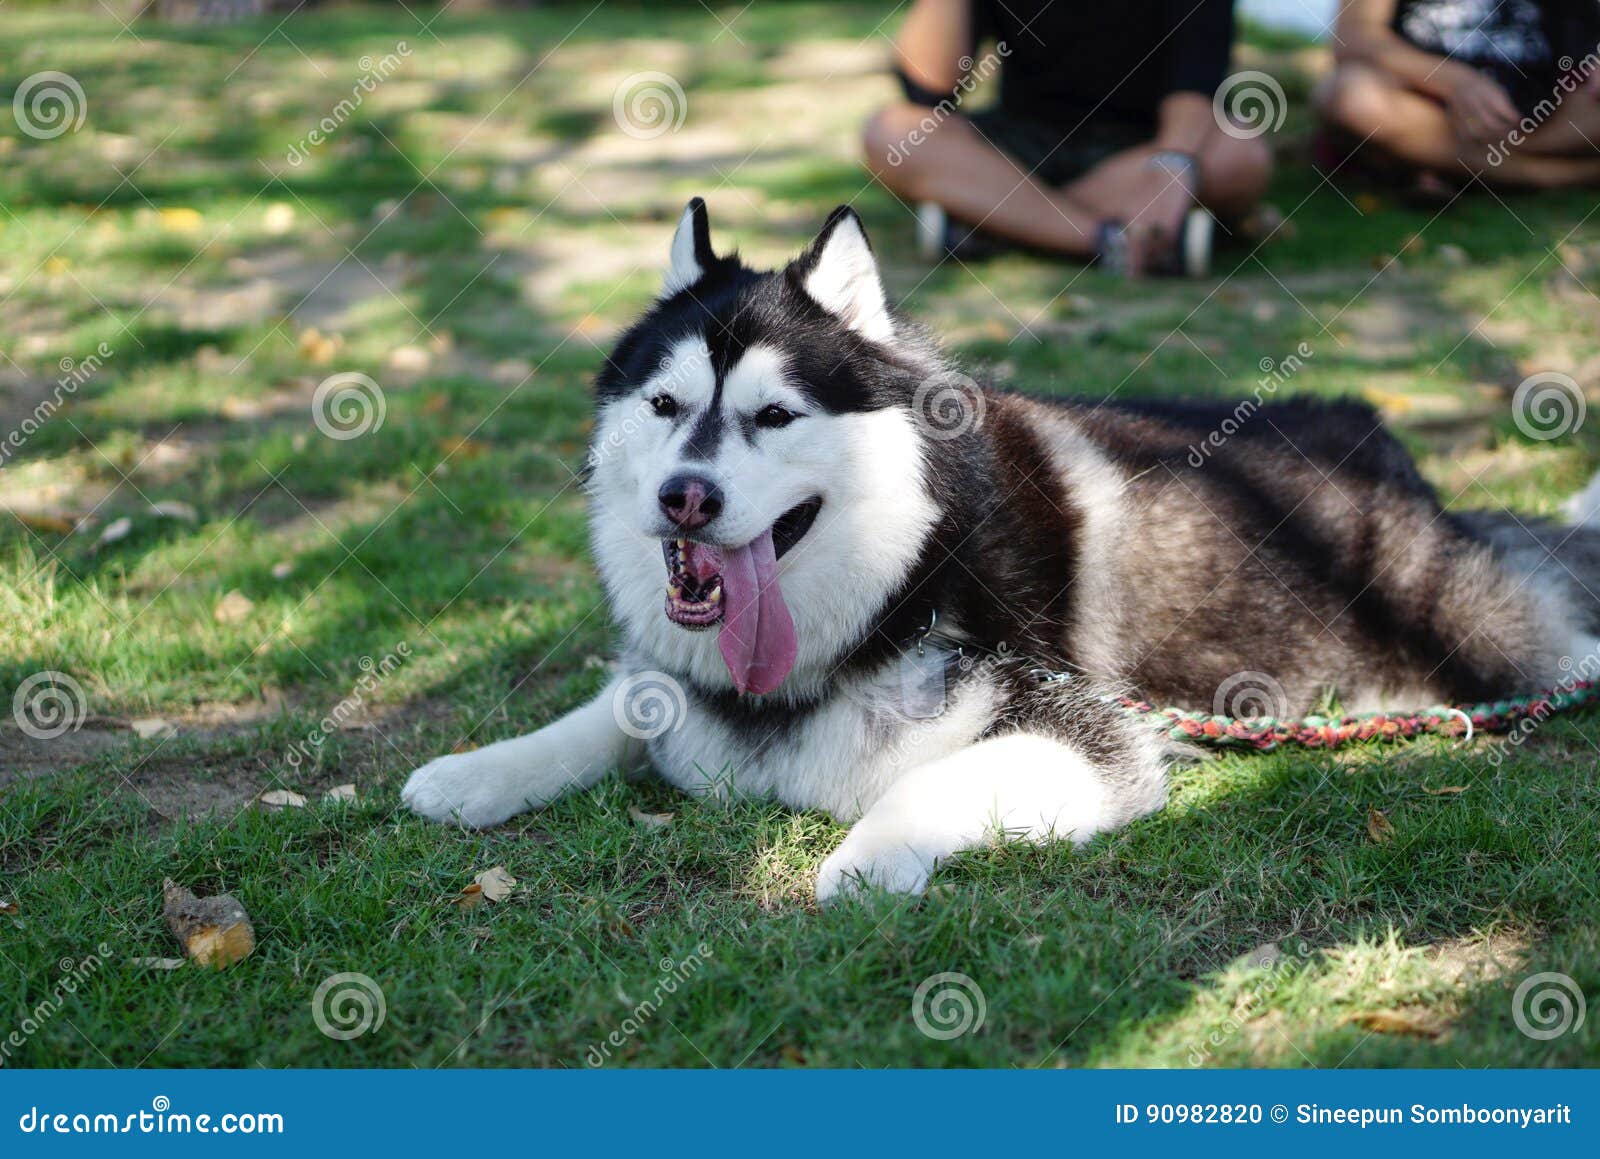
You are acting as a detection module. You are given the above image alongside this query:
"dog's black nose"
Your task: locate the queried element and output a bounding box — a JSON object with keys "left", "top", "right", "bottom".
{"left": 658, "top": 474, "right": 723, "bottom": 530}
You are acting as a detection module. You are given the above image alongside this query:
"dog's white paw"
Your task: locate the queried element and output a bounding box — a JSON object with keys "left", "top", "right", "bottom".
{"left": 402, "top": 750, "right": 533, "bottom": 829}
{"left": 815, "top": 832, "right": 932, "bottom": 905}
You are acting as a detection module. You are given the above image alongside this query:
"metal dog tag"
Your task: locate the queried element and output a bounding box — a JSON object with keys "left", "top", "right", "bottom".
{"left": 899, "top": 645, "right": 947, "bottom": 719}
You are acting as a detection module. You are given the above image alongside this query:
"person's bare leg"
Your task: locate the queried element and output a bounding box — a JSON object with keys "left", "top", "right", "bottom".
{"left": 1316, "top": 61, "right": 1600, "bottom": 188}
{"left": 862, "top": 104, "right": 1103, "bottom": 256}
{"left": 1195, "top": 130, "right": 1274, "bottom": 222}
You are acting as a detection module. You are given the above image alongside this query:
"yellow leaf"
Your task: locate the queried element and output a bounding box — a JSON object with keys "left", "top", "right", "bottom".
{"left": 159, "top": 207, "right": 204, "bottom": 232}
{"left": 1367, "top": 806, "right": 1395, "bottom": 844}
{"left": 1344, "top": 1010, "right": 1440, "bottom": 1037}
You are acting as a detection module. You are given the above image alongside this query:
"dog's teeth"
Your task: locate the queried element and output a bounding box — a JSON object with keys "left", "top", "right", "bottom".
{"left": 676, "top": 538, "right": 687, "bottom": 549}
{"left": 708, "top": 584, "right": 721, "bottom": 603}
{"left": 667, "top": 585, "right": 682, "bottom": 599}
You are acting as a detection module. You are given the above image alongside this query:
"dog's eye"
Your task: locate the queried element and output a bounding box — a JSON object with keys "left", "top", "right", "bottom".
{"left": 755, "top": 404, "right": 797, "bottom": 429}
{"left": 649, "top": 393, "right": 678, "bottom": 418}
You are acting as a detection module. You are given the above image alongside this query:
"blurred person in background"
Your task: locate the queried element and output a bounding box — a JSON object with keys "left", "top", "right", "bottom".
{"left": 1316, "top": 0, "right": 1600, "bottom": 195}
{"left": 862, "top": 0, "right": 1273, "bottom": 276}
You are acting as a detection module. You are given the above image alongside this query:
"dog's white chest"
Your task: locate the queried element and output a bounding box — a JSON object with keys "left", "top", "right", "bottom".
{"left": 645, "top": 657, "right": 996, "bottom": 822}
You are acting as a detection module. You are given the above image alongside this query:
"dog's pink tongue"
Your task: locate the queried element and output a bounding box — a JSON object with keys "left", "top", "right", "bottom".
{"left": 717, "top": 528, "right": 796, "bottom": 695}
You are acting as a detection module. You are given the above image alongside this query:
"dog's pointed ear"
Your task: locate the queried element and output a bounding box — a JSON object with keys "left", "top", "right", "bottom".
{"left": 793, "top": 207, "right": 893, "bottom": 342}
{"left": 663, "top": 197, "right": 716, "bottom": 296}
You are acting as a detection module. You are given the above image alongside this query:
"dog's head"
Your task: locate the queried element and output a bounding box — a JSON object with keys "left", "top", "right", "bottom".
{"left": 586, "top": 199, "right": 951, "bottom": 698}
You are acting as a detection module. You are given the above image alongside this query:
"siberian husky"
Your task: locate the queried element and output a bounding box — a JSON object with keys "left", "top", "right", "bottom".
{"left": 404, "top": 199, "right": 1600, "bottom": 902}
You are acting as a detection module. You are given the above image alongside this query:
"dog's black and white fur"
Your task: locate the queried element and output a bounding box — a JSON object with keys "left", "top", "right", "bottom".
{"left": 405, "top": 199, "right": 1600, "bottom": 902}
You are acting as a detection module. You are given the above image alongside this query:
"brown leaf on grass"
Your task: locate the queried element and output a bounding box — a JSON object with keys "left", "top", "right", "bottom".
{"left": 474, "top": 866, "right": 516, "bottom": 902}
{"left": 130, "top": 717, "right": 175, "bottom": 739}
{"left": 1344, "top": 1009, "right": 1441, "bottom": 1038}
{"left": 1367, "top": 806, "right": 1395, "bottom": 844}
{"left": 1424, "top": 785, "right": 1467, "bottom": 795}
{"left": 628, "top": 805, "right": 674, "bottom": 829}
{"left": 213, "top": 589, "right": 255, "bottom": 624}
{"left": 0, "top": 899, "right": 18, "bottom": 916}
{"left": 13, "top": 512, "right": 75, "bottom": 536}
{"left": 323, "top": 783, "right": 357, "bottom": 803}
{"left": 162, "top": 879, "right": 255, "bottom": 969}
{"left": 98, "top": 516, "right": 133, "bottom": 546}
{"left": 455, "top": 883, "right": 485, "bottom": 911}
{"left": 437, "top": 436, "right": 489, "bottom": 460}
{"left": 258, "top": 789, "right": 307, "bottom": 810}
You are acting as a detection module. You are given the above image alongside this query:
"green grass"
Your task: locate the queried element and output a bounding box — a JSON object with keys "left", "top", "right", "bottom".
{"left": 2, "top": 2, "right": 1599, "bottom": 1068}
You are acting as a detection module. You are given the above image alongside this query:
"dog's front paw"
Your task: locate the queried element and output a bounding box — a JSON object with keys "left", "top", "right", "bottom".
{"left": 402, "top": 750, "right": 531, "bottom": 829}
{"left": 815, "top": 831, "right": 932, "bottom": 905}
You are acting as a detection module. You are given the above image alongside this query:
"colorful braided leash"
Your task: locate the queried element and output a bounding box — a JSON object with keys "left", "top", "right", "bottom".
{"left": 1115, "top": 679, "right": 1600, "bottom": 752}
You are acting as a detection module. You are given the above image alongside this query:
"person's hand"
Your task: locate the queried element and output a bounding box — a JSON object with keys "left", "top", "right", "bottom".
{"left": 1442, "top": 67, "right": 1519, "bottom": 142}
{"left": 1123, "top": 162, "right": 1192, "bottom": 275}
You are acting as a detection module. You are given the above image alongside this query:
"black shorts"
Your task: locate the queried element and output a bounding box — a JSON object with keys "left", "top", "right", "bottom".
{"left": 965, "top": 107, "right": 1152, "bottom": 186}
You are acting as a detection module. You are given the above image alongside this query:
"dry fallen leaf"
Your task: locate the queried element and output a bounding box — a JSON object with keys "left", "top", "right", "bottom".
{"left": 14, "top": 512, "right": 74, "bottom": 536}
{"left": 474, "top": 866, "right": 517, "bottom": 902}
{"left": 162, "top": 879, "right": 255, "bottom": 969}
{"left": 0, "top": 899, "right": 18, "bottom": 916}
{"left": 258, "top": 789, "right": 307, "bottom": 810}
{"left": 130, "top": 717, "right": 175, "bottom": 740}
{"left": 263, "top": 202, "right": 295, "bottom": 235}
{"left": 1344, "top": 1009, "right": 1441, "bottom": 1038}
{"left": 1367, "top": 806, "right": 1395, "bottom": 844}
{"left": 455, "top": 883, "right": 485, "bottom": 911}
{"left": 323, "top": 783, "right": 357, "bottom": 802}
{"left": 147, "top": 500, "right": 198, "bottom": 523}
{"left": 214, "top": 589, "right": 254, "bottom": 624}
{"left": 437, "top": 436, "right": 489, "bottom": 460}
{"left": 1424, "top": 785, "right": 1467, "bottom": 795}
{"left": 270, "top": 560, "right": 294, "bottom": 580}
{"left": 98, "top": 516, "right": 133, "bottom": 546}
{"left": 629, "top": 806, "right": 674, "bottom": 829}
{"left": 131, "top": 957, "right": 185, "bottom": 971}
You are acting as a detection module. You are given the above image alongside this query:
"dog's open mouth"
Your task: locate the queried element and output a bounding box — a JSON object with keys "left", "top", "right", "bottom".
{"left": 660, "top": 497, "right": 821, "bottom": 694}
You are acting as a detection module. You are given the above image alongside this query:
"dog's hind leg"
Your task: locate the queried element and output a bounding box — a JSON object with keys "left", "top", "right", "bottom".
{"left": 403, "top": 676, "right": 648, "bottom": 828}
{"left": 815, "top": 687, "right": 1169, "bottom": 903}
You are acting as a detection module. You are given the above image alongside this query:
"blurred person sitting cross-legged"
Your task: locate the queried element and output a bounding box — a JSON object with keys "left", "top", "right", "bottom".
{"left": 1316, "top": 0, "right": 1600, "bottom": 195}
{"left": 862, "top": 0, "right": 1273, "bottom": 277}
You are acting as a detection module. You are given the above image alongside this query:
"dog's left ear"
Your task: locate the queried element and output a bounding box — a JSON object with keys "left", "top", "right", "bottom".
{"left": 663, "top": 196, "right": 716, "bottom": 296}
{"left": 792, "top": 207, "right": 893, "bottom": 342}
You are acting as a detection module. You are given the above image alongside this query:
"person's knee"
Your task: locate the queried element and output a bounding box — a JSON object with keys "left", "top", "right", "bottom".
{"left": 1199, "top": 133, "right": 1273, "bottom": 211}
{"left": 861, "top": 102, "right": 963, "bottom": 185}
{"left": 1315, "top": 65, "right": 1391, "bottom": 134}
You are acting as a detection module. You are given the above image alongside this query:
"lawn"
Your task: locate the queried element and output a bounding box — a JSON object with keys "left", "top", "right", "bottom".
{"left": 1, "top": 1, "right": 1598, "bottom": 1068}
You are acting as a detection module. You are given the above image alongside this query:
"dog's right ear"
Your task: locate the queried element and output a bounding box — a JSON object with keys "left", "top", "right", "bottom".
{"left": 662, "top": 197, "right": 716, "bottom": 297}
